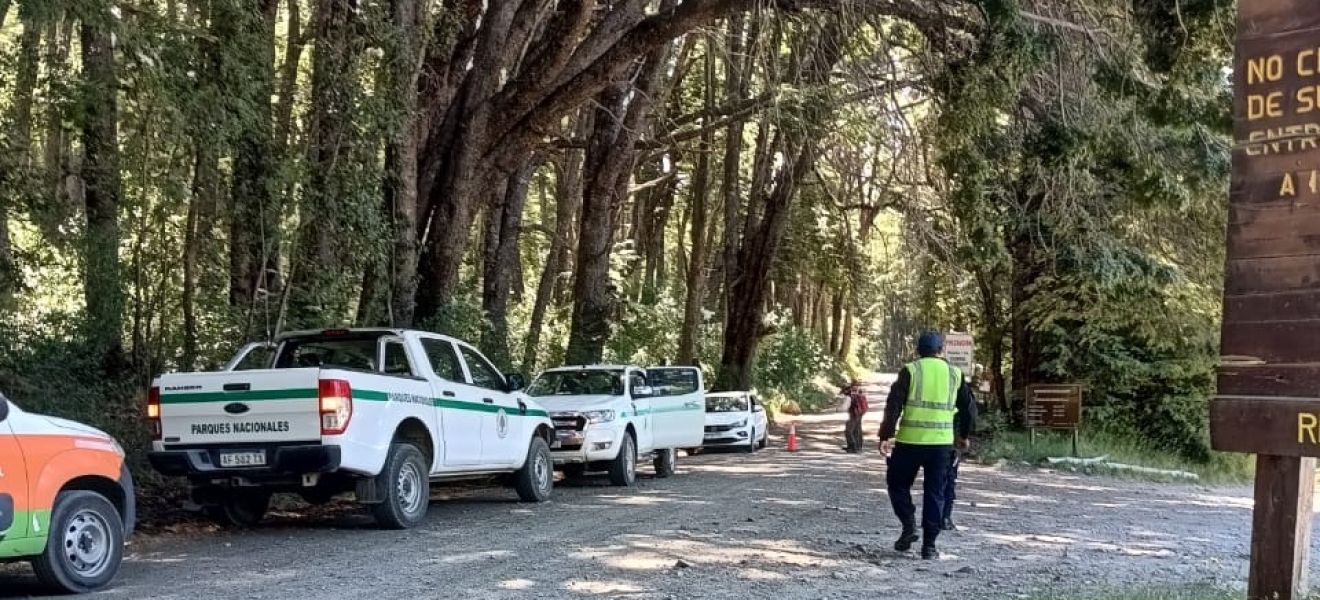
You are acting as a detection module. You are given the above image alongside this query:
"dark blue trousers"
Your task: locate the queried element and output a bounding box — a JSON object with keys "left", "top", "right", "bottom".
{"left": 886, "top": 443, "right": 953, "bottom": 542}
{"left": 943, "top": 450, "right": 960, "bottom": 522}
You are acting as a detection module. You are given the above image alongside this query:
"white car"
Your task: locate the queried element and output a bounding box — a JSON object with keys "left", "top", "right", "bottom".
{"left": 146, "top": 328, "right": 556, "bottom": 530}
{"left": 700, "top": 391, "right": 768, "bottom": 452}
{"left": 527, "top": 365, "right": 705, "bottom": 486}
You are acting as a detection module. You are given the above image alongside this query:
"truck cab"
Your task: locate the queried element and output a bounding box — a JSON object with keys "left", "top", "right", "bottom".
{"left": 0, "top": 394, "right": 135, "bottom": 593}
{"left": 147, "top": 328, "right": 556, "bottom": 530}
{"left": 526, "top": 365, "right": 705, "bottom": 486}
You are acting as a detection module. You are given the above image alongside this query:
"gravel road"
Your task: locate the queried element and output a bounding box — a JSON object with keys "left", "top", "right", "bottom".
{"left": 0, "top": 407, "right": 1291, "bottom": 599}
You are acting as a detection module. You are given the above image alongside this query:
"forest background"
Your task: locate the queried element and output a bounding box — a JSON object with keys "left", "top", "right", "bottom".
{"left": 0, "top": 0, "right": 1243, "bottom": 487}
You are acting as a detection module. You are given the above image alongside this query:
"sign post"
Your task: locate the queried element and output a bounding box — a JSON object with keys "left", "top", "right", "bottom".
{"left": 943, "top": 332, "right": 975, "bottom": 376}
{"left": 1025, "top": 384, "right": 1082, "bottom": 456}
{"left": 1210, "top": 2, "right": 1320, "bottom": 598}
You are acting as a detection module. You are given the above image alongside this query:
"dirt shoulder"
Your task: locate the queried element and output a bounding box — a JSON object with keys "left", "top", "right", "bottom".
{"left": 0, "top": 412, "right": 1281, "bottom": 599}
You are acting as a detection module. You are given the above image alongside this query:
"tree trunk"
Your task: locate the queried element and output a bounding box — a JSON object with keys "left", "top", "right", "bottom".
{"left": 0, "top": 14, "right": 41, "bottom": 302}
{"left": 286, "top": 0, "right": 361, "bottom": 329}
{"left": 274, "top": 0, "right": 304, "bottom": 153}
{"left": 829, "top": 288, "right": 844, "bottom": 354}
{"left": 523, "top": 116, "right": 589, "bottom": 372}
{"left": 79, "top": 16, "right": 125, "bottom": 367}
{"left": 720, "top": 14, "right": 750, "bottom": 319}
{"left": 383, "top": 0, "right": 428, "bottom": 327}
{"left": 1008, "top": 225, "right": 1041, "bottom": 427}
{"left": 225, "top": 0, "right": 281, "bottom": 334}
{"left": 677, "top": 38, "right": 717, "bottom": 365}
{"left": 481, "top": 161, "right": 534, "bottom": 370}
{"left": 40, "top": 18, "right": 74, "bottom": 245}
{"left": 715, "top": 18, "right": 848, "bottom": 391}
{"left": 563, "top": 84, "right": 631, "bottom": 366}
{"left": 563, "top": 21, "right": 678, "bottom": 365}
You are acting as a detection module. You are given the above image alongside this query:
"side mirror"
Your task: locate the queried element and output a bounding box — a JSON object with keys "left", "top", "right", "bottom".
{"left": 505, "top": 373, "right": 527, "bottom": 392}
{"left": 633, "top": 385, "right": 654, "bottom": 398}
{"left": 0, "top": 396, "right": 9, "bottom": 423}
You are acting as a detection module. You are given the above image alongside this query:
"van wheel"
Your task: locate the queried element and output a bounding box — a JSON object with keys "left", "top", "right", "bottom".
{"left": 206, "top": 490, "right": 271, "bottom": 528}
{"left": 653, "top": 448, "right": 676, "bottom": 478}
{"left": 514, "top": 437, "right": 554, "bottom": 502}
{"left": 608, "top": 433, "right": 637, "bottom": 487}
{"left": 371, "top": 443, "right": 430, "bottom": 530}
{"left": 31, "top": 491, "right": 125, "bottom": 593}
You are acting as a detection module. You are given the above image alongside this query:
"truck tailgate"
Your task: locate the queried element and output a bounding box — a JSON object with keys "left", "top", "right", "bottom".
{"left": 157, "top": 368, "right": 323, "bottom": 446}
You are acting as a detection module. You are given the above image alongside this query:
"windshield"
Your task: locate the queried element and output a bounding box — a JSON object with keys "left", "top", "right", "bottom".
{"left": 272, "top": 333, "right": 387, "bottom": 372}
{"left": 527, "top": 370, "right": 625, "bottom": 397}
{"left": 706, "top": 395, "right": 748, "bottom": 412}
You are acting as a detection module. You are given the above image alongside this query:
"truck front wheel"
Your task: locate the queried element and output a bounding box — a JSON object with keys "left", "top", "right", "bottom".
{"left": 206, "top": 490, "right": 271, "bottom": 528}
{"left": 370, "top": 443, "right": 430, "bottom": 530}
{"left": 513, "top": 437, "right": 554, "bottom": 502}
{"left": 608, "top": 433, "right": 637, "bottom": 487}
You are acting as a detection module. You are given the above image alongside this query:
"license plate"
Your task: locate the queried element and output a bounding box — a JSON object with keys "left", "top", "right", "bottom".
{"left": 219, "top": 451, "right": 266, "bottom": 468}
{"left": 550, "top": 440, "right": 562, "bottom": 449}
{"left": 704, "top": 433, "right": 721, "bottom": 439}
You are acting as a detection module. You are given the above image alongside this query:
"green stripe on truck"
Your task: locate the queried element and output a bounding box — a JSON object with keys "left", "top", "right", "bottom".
{"left": 163, "top": 387, "right": 548, "bottom": 417}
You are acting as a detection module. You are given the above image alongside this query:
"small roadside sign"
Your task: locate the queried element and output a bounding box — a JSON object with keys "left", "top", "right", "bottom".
{"left": 944, "top": 332, "right": 975, "bottom": 375}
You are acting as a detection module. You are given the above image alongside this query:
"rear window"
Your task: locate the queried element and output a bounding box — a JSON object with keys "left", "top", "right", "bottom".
{"left": 273, "top": 332, "right": 389, "bottom": 372}
{"left": 706, "top": 395, "right": 747, "bottom": 412}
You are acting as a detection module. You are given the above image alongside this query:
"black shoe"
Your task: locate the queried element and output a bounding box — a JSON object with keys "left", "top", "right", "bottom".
{"left": 921, "top": 545, "right": 940, "bottom": 560}
{"left": 942, "top": 518, "right": 956, "bottom": 531}
{"left": 894, "top": 528, "right": 919, "bottom": 552}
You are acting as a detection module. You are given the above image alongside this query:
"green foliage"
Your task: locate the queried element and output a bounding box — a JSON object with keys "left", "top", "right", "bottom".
{"left": 0, "top": 314, "right": 149, "bottom": 471}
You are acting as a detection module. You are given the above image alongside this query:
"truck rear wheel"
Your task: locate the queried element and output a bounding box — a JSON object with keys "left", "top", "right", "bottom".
{"left": 31, "top": 491, "right": 125, "bottom": 594}
{"left": 653, "top": 448, "right": 676, "bottom": 478}
{"left": 370, "top": 442, "right": 430, "bottom": 530}
{"left": 206, "top": 490, "right": 271, "bottom": 528}
{"left": 607, "top": 433, "right": 637, "bottom": 487}
{"left": 513, "top": 437, "right": 554, "bottom": 502}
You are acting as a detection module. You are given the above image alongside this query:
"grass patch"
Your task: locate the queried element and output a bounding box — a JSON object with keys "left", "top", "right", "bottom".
{"left": 977, "top": 429, "right": 1254, "bottom": 485}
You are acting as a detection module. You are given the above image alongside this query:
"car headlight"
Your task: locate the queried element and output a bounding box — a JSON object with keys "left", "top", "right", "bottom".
{"left": 733, "top": 419, "right": 747, "bottom": 428}
{"left": 583, "top": 410, "right": 616, "bottom": 424}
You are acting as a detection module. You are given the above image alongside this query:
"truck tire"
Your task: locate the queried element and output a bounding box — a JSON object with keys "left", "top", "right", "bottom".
{"left": 653, "top": 448, "right": 676, "bottom": 478}
{"left": 370, "top": 443, "right": 430, "bottom": 530}
{"left": 31, "top": 491, "right": 125, "bottom": 594}
{"left": 607, "top": 433, "right": 637, "bottom": 487}
{"left": 513, "top": 437, "right": 555, "bottom": 502}
{"left": 205, "top": 490, "right": 271, "bottom": 528}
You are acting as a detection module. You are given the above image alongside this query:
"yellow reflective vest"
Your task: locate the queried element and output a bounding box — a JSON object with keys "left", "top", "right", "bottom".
{"left": 894, "top": 357, "right": 961, "bottom": 445}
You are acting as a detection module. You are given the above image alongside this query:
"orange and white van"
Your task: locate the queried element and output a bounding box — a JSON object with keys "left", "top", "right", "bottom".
{"left": 0, "top": 392, "right": 135, "bottom": 593}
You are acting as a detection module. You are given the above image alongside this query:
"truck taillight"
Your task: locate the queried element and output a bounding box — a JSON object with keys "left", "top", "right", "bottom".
{"left": 147, "top": 386, "right": 162, "bottom": 441}
{"left": 319, "top": 379, "right": 353, "bottom": 435}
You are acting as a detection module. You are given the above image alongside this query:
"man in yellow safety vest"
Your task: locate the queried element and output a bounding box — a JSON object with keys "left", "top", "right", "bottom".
{"left": 878, "top": 331, "right": 976, "bottom": 559}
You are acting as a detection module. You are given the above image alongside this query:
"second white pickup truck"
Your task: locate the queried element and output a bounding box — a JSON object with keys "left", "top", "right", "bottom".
{"left": 526, "top": 365, "right": 705, "bottom": 486}
{"left": 146, "top": 328, "right": 556, "bottom": 530}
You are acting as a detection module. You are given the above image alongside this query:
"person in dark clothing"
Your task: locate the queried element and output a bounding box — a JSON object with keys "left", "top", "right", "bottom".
{"left": 878, "top": 331, "right": 976, "bottom": 559}
{"left": 838, "top": 379, "right": 868, "bottom": 453}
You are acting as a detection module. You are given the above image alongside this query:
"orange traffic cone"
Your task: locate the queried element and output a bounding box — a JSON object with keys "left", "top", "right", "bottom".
{"left": 786, "top": 422, "right": 799, "bottom": 452}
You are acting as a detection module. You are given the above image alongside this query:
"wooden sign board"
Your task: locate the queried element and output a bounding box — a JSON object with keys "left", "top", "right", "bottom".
{"left": 1211, "top": 1, "right": 1320, "bottom": 598}
{"left": 1025, "top": 384, "right": 1081, "bottom": 431}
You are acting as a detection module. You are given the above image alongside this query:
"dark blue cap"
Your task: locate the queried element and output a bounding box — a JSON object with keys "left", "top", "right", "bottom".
{"left": 917, "top": 331, "right": 944, "bottom": 356}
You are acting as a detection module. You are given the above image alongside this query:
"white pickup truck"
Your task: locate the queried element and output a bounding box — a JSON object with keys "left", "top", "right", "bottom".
{"left": 146, "top": 328, "right": 556, "bottom": 530}
{"left": 525, "top": 365, "right": 705, "bottom": 486}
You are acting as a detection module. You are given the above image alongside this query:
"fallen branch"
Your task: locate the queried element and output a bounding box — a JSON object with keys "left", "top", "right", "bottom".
{"left": 1045, "top": 455, "right": 1200, "bottom": 481}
